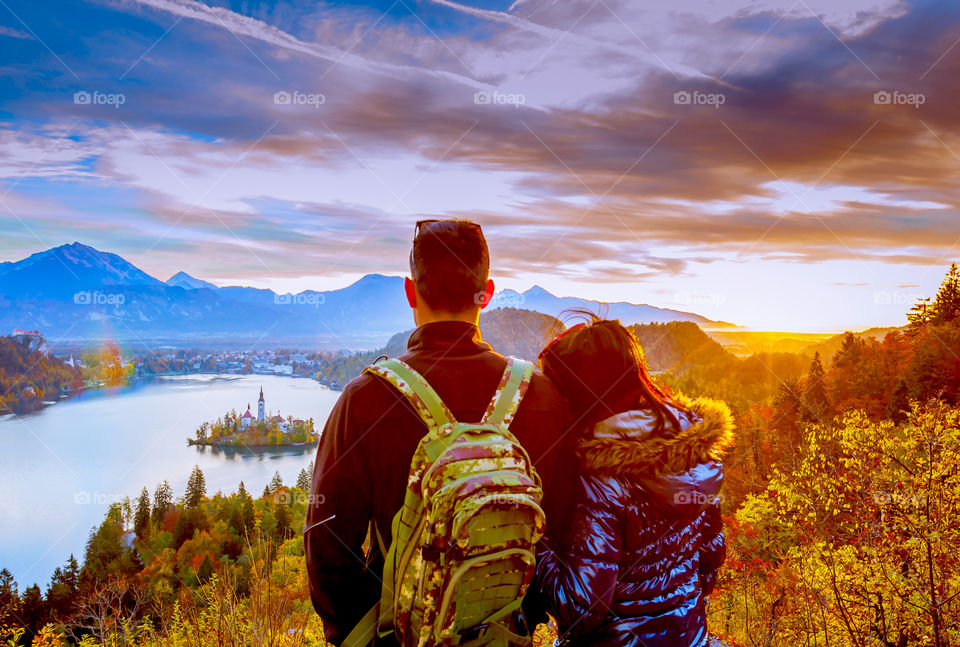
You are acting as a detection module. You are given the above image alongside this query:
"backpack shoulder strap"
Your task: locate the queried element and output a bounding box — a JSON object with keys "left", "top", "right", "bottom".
{"left": 482, "top": 357, "right": 535, "bottom": 427}
{"left": 363, "top": 358, "right": 456, "bottom": 428}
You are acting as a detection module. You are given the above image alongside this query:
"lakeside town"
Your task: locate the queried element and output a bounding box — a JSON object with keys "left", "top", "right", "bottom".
{"left": 0, "top": 328, "right": 372, "bottom": 415}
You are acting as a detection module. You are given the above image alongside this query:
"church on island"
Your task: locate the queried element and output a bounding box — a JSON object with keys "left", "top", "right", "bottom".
{"left": 189, "top": 385, "right": 315, "bottom": 448}
{"left": 239, "top": 386, "right": 304, "bottom": 434}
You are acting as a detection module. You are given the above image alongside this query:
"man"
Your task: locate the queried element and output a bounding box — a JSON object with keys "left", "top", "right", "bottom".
{"left": 305, "top": 219, "right": 572, "bottom": 646}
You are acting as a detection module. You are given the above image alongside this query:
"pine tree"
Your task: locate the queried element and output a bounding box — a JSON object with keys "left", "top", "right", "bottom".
{"left": 45, "top": 554, "right": 79, "bottom": 620}
{"left": 275, "top": 501, "right": 292, "bottom": 542}
{"left": 134, "top": 487, "right": 151, "bottom": 539}
{"left": 269, "top": 470, "right": 284, "bottom": 493}
{"left": 195, "top": 554, "right": 216, "bottom": 584}
{"left": 774, "top": 377, "right": 802, "bottom": 410}
{"left": 887, "top": 379, "right": 910, "bottom": 424}
{"left": 263, "top": 484, "right": 272, "bottom": 499}
{"left": 802, "top": 352, "right": 830, "bottom": 421}
{"left": 184, "top": 465, "right": 206, "bottom": 508}
{"left": 238, "top": 481, "right": 255, "bottom": 536}
{"left": 832, "top": 332, "right": 862, "bottom": 367}
{"left": 932, "top": 263, "right": 960, "bottom": 324}
{"left": 152, "top": 480, "right": 173, "bottom": 525}
{"left": 0, "top": 568, "right": 19, "bottom": 628}
{"left": 907, "top": 297, "right": 933, "bottom": 331}
{"left": 20, "top": 583, "right": 47, "bottom": 637}
{"left": 296, "top": 467, "right": 311, "bottom": 492}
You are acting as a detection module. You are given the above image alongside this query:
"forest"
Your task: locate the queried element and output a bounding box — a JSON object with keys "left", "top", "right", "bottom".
{"left": 3, "top": 264, "right": 960, "bottom": 646}
{"left": 0, "top": 336, "right": 82, "bottom": 414}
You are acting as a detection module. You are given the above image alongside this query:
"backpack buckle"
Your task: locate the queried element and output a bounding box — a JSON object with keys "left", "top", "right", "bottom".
{"left": 421, "top": 545, "right": 442, "bottom": 563}
{"left": 460, "top": 624, "right": 488, "bottom": 642}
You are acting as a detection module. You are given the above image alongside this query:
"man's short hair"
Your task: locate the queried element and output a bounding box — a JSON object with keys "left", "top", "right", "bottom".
{"left": 409, "top": 219, "right": 489, "bottom": 313}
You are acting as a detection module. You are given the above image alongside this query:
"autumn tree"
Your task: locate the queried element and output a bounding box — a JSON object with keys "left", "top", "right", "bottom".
{"left": 730, "top": 402, "right": 960, "bottom": 646}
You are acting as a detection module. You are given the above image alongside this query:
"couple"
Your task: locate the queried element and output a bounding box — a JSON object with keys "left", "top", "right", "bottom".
{"left": 304, "top": 220, "right": 734, "bottom": 647}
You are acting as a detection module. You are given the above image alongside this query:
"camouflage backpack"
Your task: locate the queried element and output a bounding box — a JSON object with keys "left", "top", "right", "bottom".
{"left": 344, "top": 356, "right": 546, "bottom": 647}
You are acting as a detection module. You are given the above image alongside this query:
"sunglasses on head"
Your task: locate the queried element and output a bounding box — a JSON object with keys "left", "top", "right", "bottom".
{"left": 414, "top": 219, "right": 482, "bottom": 241}
{"left": 538, "top": 323, "right": 587, "bottom": 360}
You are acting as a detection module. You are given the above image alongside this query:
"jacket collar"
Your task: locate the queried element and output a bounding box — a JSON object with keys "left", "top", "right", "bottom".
{"left": 578, "top": 394, "right": 735, "bottom": 478}
{"left": 406, "top": 321, "right": 492, "bottom": 354}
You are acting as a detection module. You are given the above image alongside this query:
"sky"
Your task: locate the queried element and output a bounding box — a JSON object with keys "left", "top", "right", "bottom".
{"left": 0, "top": 0, "right": 958, "bottom": 331}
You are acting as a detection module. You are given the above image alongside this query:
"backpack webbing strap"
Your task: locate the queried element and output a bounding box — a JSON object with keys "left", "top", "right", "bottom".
{"left": 342, "top": 521, "right": 393, "bottom": 647}
{"left": 364, "top": 358, "right": 456, "bottom": 428}
{"left": 482, "top": 358, "right": 535, "bottom": 427}
{"left": 342, "top": 604, "right": 379, "bottom": 647}
{"left": 453, "top": 599, "right": 532, "bottom": 646}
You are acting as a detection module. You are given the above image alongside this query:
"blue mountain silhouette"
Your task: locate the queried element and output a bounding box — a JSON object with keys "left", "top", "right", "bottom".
{"left": 0, "top": 243, "right": 730, "bottom": 348}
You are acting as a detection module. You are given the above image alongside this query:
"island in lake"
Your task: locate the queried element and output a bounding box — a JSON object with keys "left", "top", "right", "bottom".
{"left": 188, "top": 386, "right": 318, "bottom": 447}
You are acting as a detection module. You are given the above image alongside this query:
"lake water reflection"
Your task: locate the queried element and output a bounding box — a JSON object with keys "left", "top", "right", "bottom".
{"left": 0, "top": 374, "right": 339, "bottom": 589}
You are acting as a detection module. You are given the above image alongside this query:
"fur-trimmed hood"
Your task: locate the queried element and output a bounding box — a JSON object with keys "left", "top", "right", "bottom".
{"left": 577, "top": 395, "right": 735, "bottom": 514}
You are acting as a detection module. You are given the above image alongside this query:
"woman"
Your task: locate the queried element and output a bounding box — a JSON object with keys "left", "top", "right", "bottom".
{"left": 535, "top": 317, "right": 734, "bottom": 647}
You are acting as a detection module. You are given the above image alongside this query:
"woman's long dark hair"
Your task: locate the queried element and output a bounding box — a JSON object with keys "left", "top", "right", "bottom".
{"left": 539, "top": 312, "right": 688, "bottom": 434}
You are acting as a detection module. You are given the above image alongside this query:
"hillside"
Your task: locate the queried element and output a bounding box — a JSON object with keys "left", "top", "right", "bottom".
{"left": 801, "top": 326, "right": 902, "bottom": 361}
{"left": 490, "top": 286, "right": 732, "bottom": 328}
{"left": 384, "top": 308, "right": 562, "bottom": 362}
{"left": 0, "top": 334, "right": 82, "bottom": 414}
{"left": 630, "top": 321, "right": 734, "bottom": 372}
{"left": 628, "top": 321, "right": 809, "bottom": 409}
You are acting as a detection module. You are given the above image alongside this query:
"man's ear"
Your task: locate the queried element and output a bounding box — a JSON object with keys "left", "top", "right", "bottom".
{"left": 404, "top": 277, "right": 417, "bottom": 309}
{"left": 478, "top": 279, "right": 495, "bottom": 310}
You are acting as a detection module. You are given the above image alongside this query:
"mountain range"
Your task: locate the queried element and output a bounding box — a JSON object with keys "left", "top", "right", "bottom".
{"left": 0, "top": 243, "right": 734, "bottom": 349}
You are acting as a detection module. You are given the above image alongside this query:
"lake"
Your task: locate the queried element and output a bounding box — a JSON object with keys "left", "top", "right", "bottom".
{"left": 0, "top": 374, "right": 340, "bottom": 589}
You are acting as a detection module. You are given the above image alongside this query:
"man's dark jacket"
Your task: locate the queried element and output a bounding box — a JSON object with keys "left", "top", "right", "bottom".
{"left": 305, "top": 321, "right": 573, "bottom": 646}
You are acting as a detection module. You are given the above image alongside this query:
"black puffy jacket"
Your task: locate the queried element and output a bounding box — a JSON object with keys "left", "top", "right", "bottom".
{"left": 536, "top": 396, "right": 734, "bottom": 647}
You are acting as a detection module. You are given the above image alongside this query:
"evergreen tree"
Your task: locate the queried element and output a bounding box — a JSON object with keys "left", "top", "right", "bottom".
{"left": 152, "top": 480, "right": 173, "bottom": 525}
{"left": 296, "top": 467, "right": 311, "bottom": 492}
{"left": 173, "top": 506, "right": 209, "bottom": 549}
{"left": 195, "top": 554, "right": 216, "bottom": 584}
{"left": 801, "top": 352, "right": 830, "bottom": 421}
{"left": 231, "top": 481, "right": 256, "bottom": 538}
{"left": 45, "top": 554, "right": 79, "bottom": 620}
{"left": 83, "top": 514, "right": 139, "bottom": 585}
{"left": 134, "top": 487, "right": 151, "bottom": 539}
{"left": 20, "top": 583, "right": 47, "bottom": 638}
{"left": 275, "top": 501, "right": 292, "bottom": 542}
{"left": 0, "top": 568, "right": 19, "bottom": 628}
{"left": 832, "top": 332, "right": 862, "bottom": 367}
{"left": 887, "top": 378, "right": 910, "bottom": 424}
{"left": 773, "top": 377, "right": 802, "bottom": 410}
{"left": 263, "top": 484, "right": 272, "bottom": 499}
{"left": 239, "top": 482, "right": 255, "bottom": 537}
{"left": 184, "top": 465, "right": 206, "bottom": 508}
{"left": 932, "top": 263, "right": 960, "bottom": 324}
{"left": 269, "top": 470, "right": 284, "bottom": 493}
{"left": 907, "top": 297, "right": 933, "bottom": 331}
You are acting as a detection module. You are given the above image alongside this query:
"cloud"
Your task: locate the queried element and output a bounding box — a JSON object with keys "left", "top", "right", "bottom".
{"left": 126, "top": 0, "right": 495, "bottom": 90}
{"left": 1, "top": 0, "right": 958, "bottom": 329}
{"left": 0, "top": 25, "right": 34, "bottom": 40}
{"left": 425, "top": 0, "right": 717, "bottom": 81}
